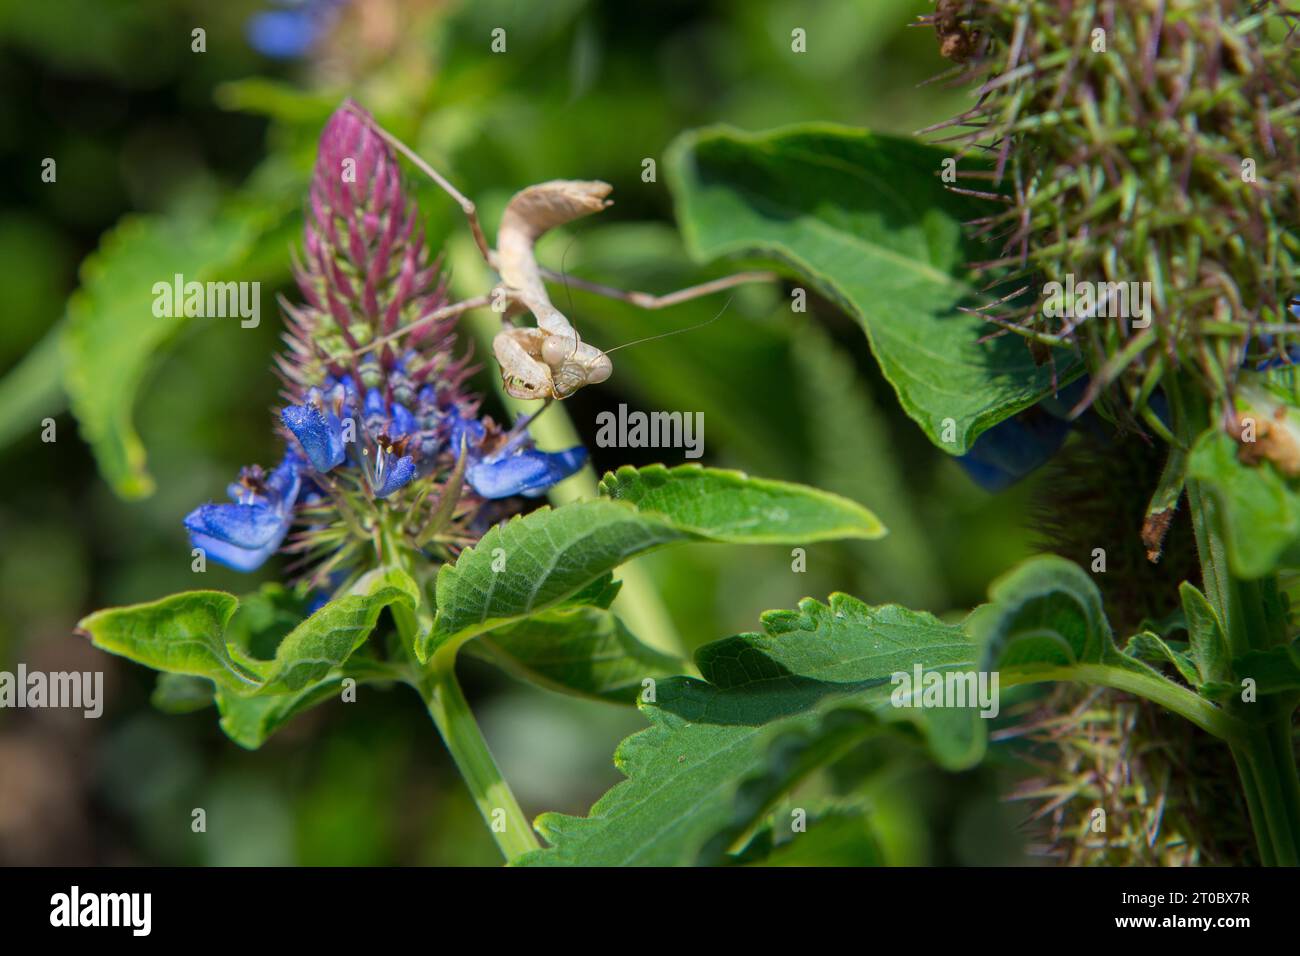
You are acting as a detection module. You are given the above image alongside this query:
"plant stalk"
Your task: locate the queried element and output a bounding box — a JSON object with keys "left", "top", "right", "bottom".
{"left": 381, "top": 516, "right": 539, "bottom": 863}
{"left": 415, "top": 657, "right": 541, "bottom": 862}
{"left": 1169, "top": 372, "right": 1300, "bottom": 865}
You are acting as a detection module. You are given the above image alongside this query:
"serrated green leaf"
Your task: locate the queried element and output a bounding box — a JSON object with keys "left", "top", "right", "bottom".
{"left": 426, "top": 465, "right": 883, "bottom": 662}
{"left": 253, "top": 568, "right": 418, "bottom": 693}
{"left": 469, "top": 606, "right": 684, "bottom": 704}
{"left": 524, "top": 555, "right": 1232, "bottom": 866}
{"left": 82, "top": 569, "right": 417, "bottom": 715}
{"left": 1187, "top": 429, "right": 1300, "bottom": 578}
{"left": 974, "top": 559, "right": 1246, "bottom": 733}
{"left": 520, "top": 594, "right": 982, "bottom": 866}
{"left": 665, "top": 123, "right": 1078, "bottom": 453}
{"left": 78, "top": 590, "right": 259, "bottom": 688}
{"left": 704, "top": 706, "right": 886, "bottom": 865}
{"left": 61, "top": 199, "right": 287, "bottom": 499}
{"left": 973, "top": 554, "right": 1124, "bottom": 671}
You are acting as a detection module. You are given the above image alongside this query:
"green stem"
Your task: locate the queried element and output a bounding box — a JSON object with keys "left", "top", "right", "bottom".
{"left": 1168, "top": 372, "right": 1300, "bottom": 865}
{"left": 1230, "top": 714, "right": 1300, "bottom": 867}
{"left": 381, "top": 517, "right": 539, "bottom": 863}
{"left": 415, "top": 657, "right": 541, "bottom": 862}
{"left": 394, "top": 598, "right": 539, "bottom": 862}
{"left": 1001, "top": 665, "right": 1246, "bottom": 742}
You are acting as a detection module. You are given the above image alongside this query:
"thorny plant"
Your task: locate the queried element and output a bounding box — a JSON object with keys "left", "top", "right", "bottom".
{"left": 924, "top": 0, "right": 1300, "bottom": 866}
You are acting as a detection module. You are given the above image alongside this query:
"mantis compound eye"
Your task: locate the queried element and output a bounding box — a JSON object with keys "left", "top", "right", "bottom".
{"left": 584, "top": 355, "right": 612, "bottom": 385}
{"left": 541, "top": 334, "right": 579, "bottom": 366}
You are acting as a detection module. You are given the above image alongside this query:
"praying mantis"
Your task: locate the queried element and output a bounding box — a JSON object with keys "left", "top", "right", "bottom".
{"left": 350, "top": 105, "right": 774, "bottom": 402}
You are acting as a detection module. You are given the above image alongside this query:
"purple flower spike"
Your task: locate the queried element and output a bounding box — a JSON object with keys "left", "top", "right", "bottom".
{"left": 183, "top": 101, "right": 588, "bottom": 588}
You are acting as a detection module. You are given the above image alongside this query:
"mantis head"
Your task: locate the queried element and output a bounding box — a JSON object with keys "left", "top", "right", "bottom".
{"left": 542, "top": 331, "right": 612, "bottom": 399}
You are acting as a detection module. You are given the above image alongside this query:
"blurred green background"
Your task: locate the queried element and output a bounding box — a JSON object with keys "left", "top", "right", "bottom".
{"left": 0, "top": 0, "right": 1043, "bottom": 865}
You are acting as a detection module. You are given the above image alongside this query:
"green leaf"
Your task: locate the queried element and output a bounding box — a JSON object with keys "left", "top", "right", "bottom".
{"left": 1187, "top": 429, "right": 1300, "bottom": 578}
{"left": 78, "top": 590, "right": 258, "bottom": 688}
{"left": 705, "top": 706, "right": 887, "bottom": 865}
{"left": 215, "top": 674, "right": 349, "bottom": 749}
{"left": 253, "top": 568, "right": 418, "bottom": 693}
{"left": 665, "top": 123, "right": 1078, "bottom": 453}
{"left": 82, "top": 568, "right": 417, "bottom": 722}
{"left": 1180, "top": 581, "right": 1233, "bottom": 686}
{"left": 521, "top": 594, "right": 982, "bottom": 866}
{"left": 425, "top": 464, "right": 883, "bottom": 662}
{"left": 60, "top": 200, "right": 286, "bottom": 499}
{"left": 469, "top": 606, "right": 684, "bottom": 704}
{"left": 973, "top": 554, "right": 1125, "bottom": 672}
{"left": 525, "top": 555, "right": 1236, "bottom": 866}
{"left": 738, "top": 806, "right": 885, "bottom": 867}
{"left": 1124, "top": 632, "right": 1201, "bottom": 686}
{"left": 598, "top": 463, "right": 884, "bottom": 543}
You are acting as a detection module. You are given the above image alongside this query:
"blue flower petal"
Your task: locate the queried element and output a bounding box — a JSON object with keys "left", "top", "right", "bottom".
{"left": 183, "top": 450, "right": 302, "bottom": 572}
{"left": 467, "top": 446, "right": 587, "bottom": 499}
{"left": 282, "top": 403, "right": 345, "bottom": 472}
{"left": 268, "top": 445, "right": 308, "bottom": 496}
{"left": 448, "top": 413, "right": 486, "bottom": 457}
{"left": 187, "top": 530, "right": 283, "bottom": 572}
{"left": 390, "top": 401, "right": 417, "bottom": 438}
{"left": 956, "top": 413, "right": 1070, "bottom": 492}
{"left": 184, "top": 502, "right": 287, "bottom": 550}
{"left": 372, "top": 454, "right": 416, "bottom": 498}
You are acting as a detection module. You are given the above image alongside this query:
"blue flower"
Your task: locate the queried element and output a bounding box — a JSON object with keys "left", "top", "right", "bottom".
{"left": 958, "top": 413, "right": 1072, "bottom": 492}
{"left": 448, "top": 410, "right": 587, "bottom": 499}
{"left": 369, "top": 446, "right": 417, "bottom": 499}
{"left": 246, "top": 1, "right": 344, "bottom": 60}
{"left": 181, "top": 101, "right": 592, "bottom": 586}
{"left": 282, "top": 386, "right": 349, "bottom": 472}
{"left": 957, "top": 378, "right": 1086, "bottom": 491}
{"left": 184, "top": 451, "right": 303, "bottom": 571}
{"left": 467, "top": 447, "right": 588, "bottom": 499}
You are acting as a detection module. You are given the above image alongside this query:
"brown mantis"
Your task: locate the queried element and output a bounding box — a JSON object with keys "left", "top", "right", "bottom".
{"left": 349, "top": 105, "right": 774, "bottom": 401}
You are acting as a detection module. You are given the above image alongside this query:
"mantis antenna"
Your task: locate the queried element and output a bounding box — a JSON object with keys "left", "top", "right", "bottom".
{"left": 604, "top": 296, "right": 734, "bottom": 354}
